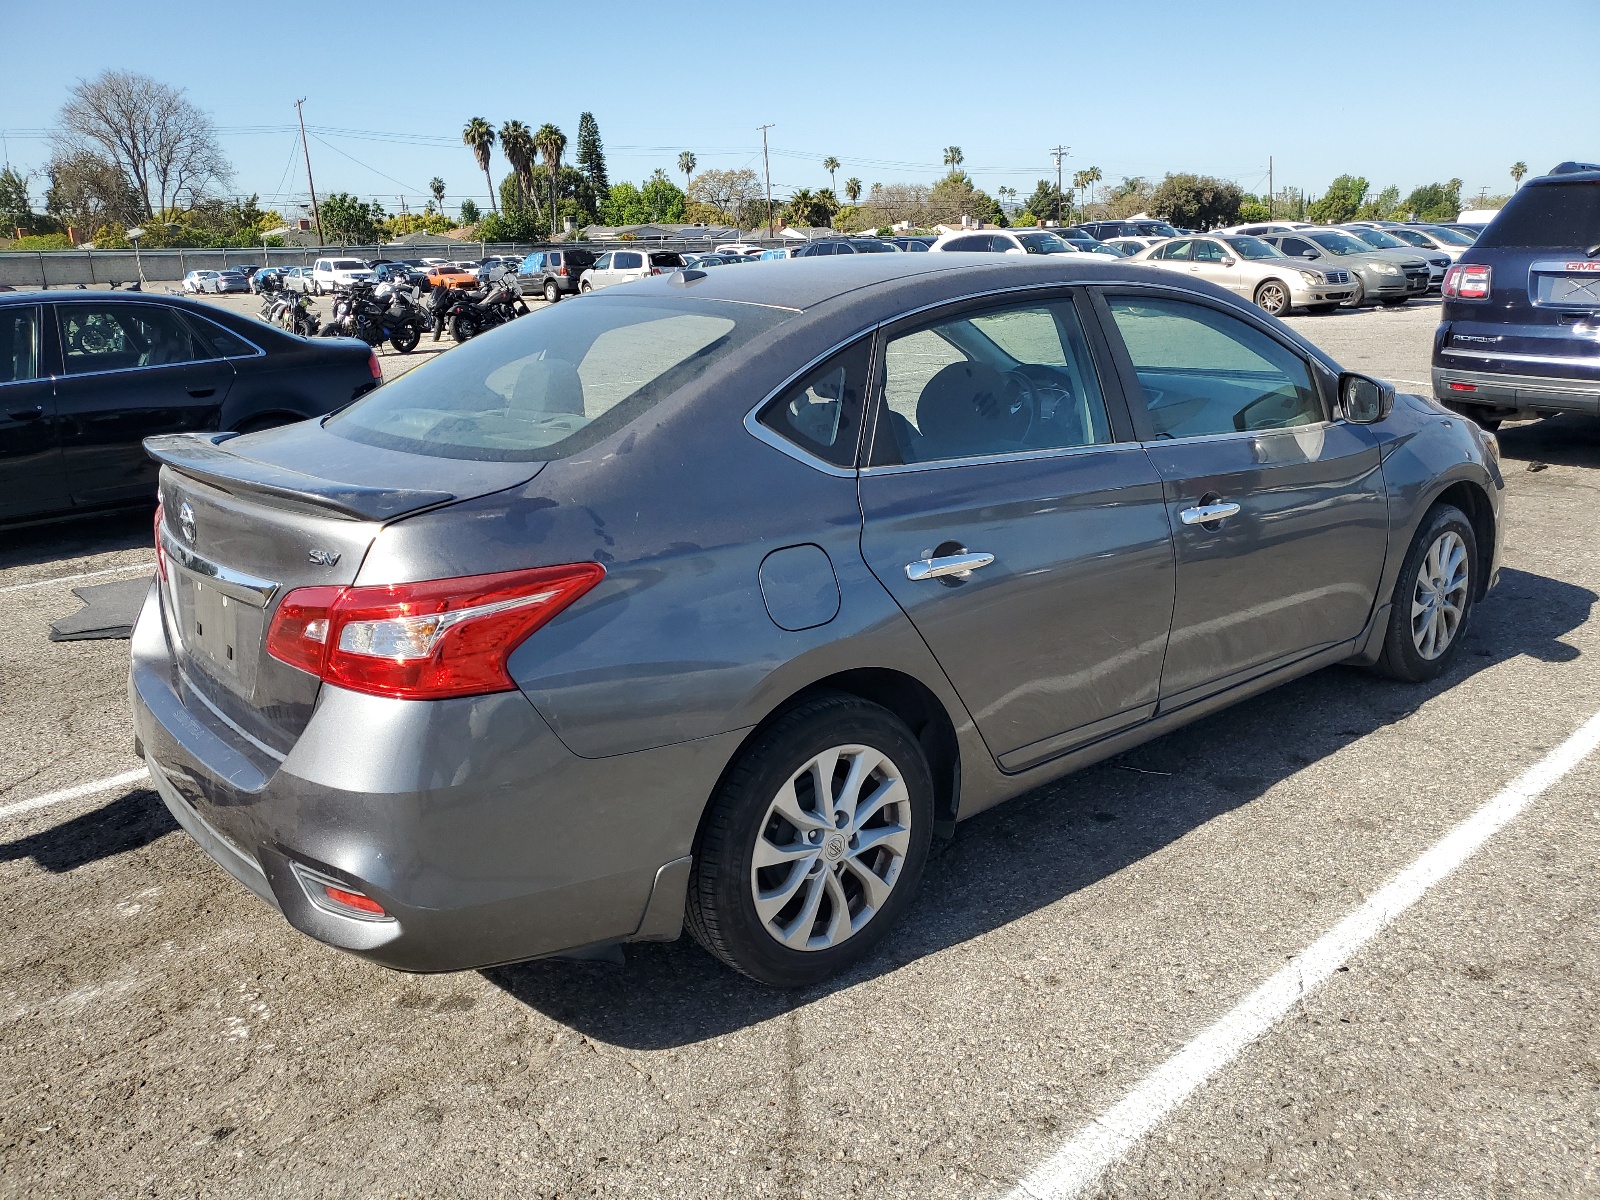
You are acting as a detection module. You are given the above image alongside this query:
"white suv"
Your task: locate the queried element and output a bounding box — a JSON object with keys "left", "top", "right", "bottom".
{"left": 310, "top": 257, "right": 375, "bottom": 295}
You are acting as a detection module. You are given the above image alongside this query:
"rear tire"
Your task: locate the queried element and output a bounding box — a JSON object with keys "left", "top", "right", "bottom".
{"left": 687, "top": 693, "right": 934, "bottom": 988}
{"left": 1373, "top": 504, "right": 1477, "bottom": 683}
{"left": 544, "top": 280, "right": 560, "bottom": 303}
{"left": 1253, "top": 278, "right": 1291, "bottom": 317}
{"left": 389, "top": 324, "right": 421, "bottom": 354}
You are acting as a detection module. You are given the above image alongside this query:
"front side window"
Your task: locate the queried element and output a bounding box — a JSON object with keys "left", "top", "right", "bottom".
{"left": 59, "top": 304, "right": 214, "bottom": 375}
{"left": 329, "top": 297, "right": 791, "bottom": 462}
{"left": 1107, "top": 296, "right": 1323, "bottom": 440}
{"left": 1016, "top": 232, "right": 1069, "bottom": 254}
{"left": 1279, "top": 237, "right": 1317, "bottom": 258}
{"left": 0, "top": 307, "right": 40, "bottom": 384}
{"left": 592, "top": 253, "right": 613, "bottom": 269}
{"left": 1308, "top": 231, "right": 1369, "bottom": 256}
{"left": 756, "top": 339, "right": 870, "bottom": 468}
{"left": 877, "top": 296, "right": 1111, "bottom": 465}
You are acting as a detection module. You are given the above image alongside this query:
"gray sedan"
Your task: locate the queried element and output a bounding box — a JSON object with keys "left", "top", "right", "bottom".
{"left": 132, "top": 255, "right": 1503, "bottom": 987}
{"left": 1258, "top": 228, "right": 1431, "bottom": 306}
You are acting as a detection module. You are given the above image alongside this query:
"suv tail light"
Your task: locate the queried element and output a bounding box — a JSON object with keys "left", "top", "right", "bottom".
{"left": 367, "top": 349, "right": 382, "bottom": 379}
{"left": 557, "top": 266, "right": 568, "bottom": 277}
{"left": 266, "top": 564, "right": 604, "bottom": 700}
{"left": 1443, "top": 264, "right": 1491, "bottom": 300}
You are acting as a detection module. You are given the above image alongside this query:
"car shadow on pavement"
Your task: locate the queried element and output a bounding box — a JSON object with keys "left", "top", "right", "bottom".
{"left": 487, "top": 565, "right": 1592, "bottom": 1048}
{"left": 1493, "top": 415, "right": 1600, "bottom": 470}
{"left": 0, "top": 787, "right": 174, "bottom": 874}
{"left": 0, "top": 507, "right": 153, "bottom": 573}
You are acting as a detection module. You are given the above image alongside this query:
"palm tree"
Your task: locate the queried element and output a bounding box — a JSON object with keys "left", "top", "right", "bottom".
{"left": 1511, "top": 161, "right": 1527, "bottom": 189}
{"left": 942, "top": 146, "right": 964, "bottom": 172}
{"left": 462, "top": 117, "right": 498, "bottom": 214}
{"left": 429, "top": 177, "right": 446, "bottom": 209}
{"left": 534, "top": 123, "right": 568, "bottom": 237}
{"left": 844, "top": 177, "right": 861, "bottom": 205}
{"left": 678, "top": 151, "right": 696, "bottom": 196}
{"left": 499, "top": 121, "right": 540, "bottom": 225}
{"left": 1082, "top": 165, "right": 1102, "bottom": 207}
{"left": 823, "top": 156, "right": 840, "bottom": 194}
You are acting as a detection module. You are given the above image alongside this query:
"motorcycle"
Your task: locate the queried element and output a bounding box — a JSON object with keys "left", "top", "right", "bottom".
{"left": 258, "top": 291, "right": 320, "bottom": 337}
{"left": 429, "top": 277, "right": 527, "bottom": 344}
{"left": 319, "top": 281, "right": 430, "bottom": 353}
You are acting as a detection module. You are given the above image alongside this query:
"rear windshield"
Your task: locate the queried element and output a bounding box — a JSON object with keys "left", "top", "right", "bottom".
{"left": 327, "top": 297, "right": 792, "bottom": 461}
{"left": 1016, "top": 232, "right": 1070, "bottom": 254}
{"left": 1476, "top": 182, "right": 1600, "bottom": 250}
{"left": 332, "top": 260, "right": 366, "bottom": 270}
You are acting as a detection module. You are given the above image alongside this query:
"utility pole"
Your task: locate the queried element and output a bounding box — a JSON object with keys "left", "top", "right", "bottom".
{"left": 1050, "top": 145, "right": 1069, "bottom": 226}
{"left": 295, "top": 98, "right": 324, "bottom": 246}
{"left": 1268, "top": 155, "right": 1274, "bottom": 219}
{"left": 758, "top": 124, "right": 775, "bottom": 239}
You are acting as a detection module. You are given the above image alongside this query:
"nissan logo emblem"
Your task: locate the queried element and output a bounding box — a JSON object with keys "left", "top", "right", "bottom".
{"left": 178, "top": 501, "right": 196, "bottom": 544}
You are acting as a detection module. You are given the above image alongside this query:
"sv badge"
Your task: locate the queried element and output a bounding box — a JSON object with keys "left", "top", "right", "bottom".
{"left": 308, "top": 549, "right": 341, "bottom": 566}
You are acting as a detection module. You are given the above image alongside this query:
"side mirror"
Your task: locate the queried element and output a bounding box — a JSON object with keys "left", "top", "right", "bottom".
{"left": 1340, "top": 373, "right": 1394, "bottom": 424}
{"left": 1221, "top": 256, "right": 1237, "bottom": 267}
{"left": 1301, "top": 250, "right": 1319, "bottom": 259}
{"left": 1003, "top": 246, "right": 1026, "bottom": 256}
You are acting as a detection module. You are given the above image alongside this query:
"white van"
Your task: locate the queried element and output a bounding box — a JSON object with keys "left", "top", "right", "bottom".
{"left": 310, "top": 257, "right": 375, "bottom": 295}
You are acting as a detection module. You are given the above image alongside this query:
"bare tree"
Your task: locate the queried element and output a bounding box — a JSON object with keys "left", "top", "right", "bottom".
{"left": 56, "top": 71, "right": 230, "bottom": 218}
{"left": 688, "top": 168, "right": 762, "bottom": 221}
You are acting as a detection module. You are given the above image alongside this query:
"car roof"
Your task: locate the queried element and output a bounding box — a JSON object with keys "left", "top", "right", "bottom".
{"left": 609, "top": 253, "right": 1195, "bottom": 313}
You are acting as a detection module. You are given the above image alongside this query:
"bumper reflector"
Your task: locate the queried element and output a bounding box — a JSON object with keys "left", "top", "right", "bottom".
{"left": 1448, "top": 382, "right": 1478, "bottom": 392}
{"left": 323, "top": 884, "right": 386, "bottom": 916}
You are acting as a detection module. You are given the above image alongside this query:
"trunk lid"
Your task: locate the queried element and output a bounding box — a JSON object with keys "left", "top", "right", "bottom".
{"left": 147, "top": 422, "right": 544, "bottom": 753}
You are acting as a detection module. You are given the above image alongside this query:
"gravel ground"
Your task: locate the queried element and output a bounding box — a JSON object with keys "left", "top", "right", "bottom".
{"left": 3, "top": 294, "right": 1598, "bottom": 1200}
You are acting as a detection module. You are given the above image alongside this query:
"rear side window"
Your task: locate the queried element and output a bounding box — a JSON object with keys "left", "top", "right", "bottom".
{"left": 329, "top": 297, "right": 792, "bottom": 461}
{"left": 59, "top": 303, "right": 216, "bottom": 374}
{"left": 650, "top": 252, "right": 685, "bottom": 267}
{"left": 0, "top": 307, "right": 40, "bottom": 384}
{"left": 614, "top": 252, "right": 644, "bottom": 269}
{"left": 1477, "top": 182, "right": 1600, "bottom": 249}
{"left": 184, "top": 312, "right": 258, "bottom": 358}
{"left": 756, "top": 338, "right": 870, "bottom": 468}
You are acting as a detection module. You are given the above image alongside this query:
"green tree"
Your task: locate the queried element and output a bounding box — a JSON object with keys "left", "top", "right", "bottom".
{"left": 1024, "top": 179, "right": 1065, "bottom": 224}
{"left": 678, "top": 151, "right": 696, "bottom": 194}
{"left": 0, "top": 165, "right": 52, "bottom": 236}
{"left": 534, "top": 123, "right": 568, "bottom": 236}
{"left": 844, "top": 176, "right": 861, "bottom": 204}
{"left": 462, "top": 117, "right": 498, "bottom": 214}
{"left": 1510, "top": 161, "right": 1527, "bottom": 189}
{"left": 430, "top": 177, "right": 446, "bottom": 210}
{"left": 927, "top": 176, "right": 1004, "bottom": 227}
{"left": 1236, "top": 196, "right": 1270, "bottom": 223}
{"left": 602, "top": 182, "right": 646, "bottom": 225}
{"left": 1400, "top": 180, "right": 1463, "bottom": 222}
{"left": 1081, "top": 165, "right": 1102, "bottom": 207}
{"left": 44, "top": 149, "right": 143, "bottom": 235}
{"left": 1307, "top": 174, "right": 1368, "bottom": 224}
{"left": 823, "top": 155, "right": 840, "bottom": 194}
{"left": 639, "top": 169, "right": 686, "bottom": 223}
{"left": 1358, "top": 184, "right": 1401, "bottom": 221}
{"left": 784, "top": 187, "right": 838, "bottom": 229}
{"left": 458, "top": 197, "right": 481, "bottom": 225}
{"left": 576, "top": 112, "right": 608, "bottom": 196}
{"left": 500, "top": 120, "right": 539, "bottom": 225}
{"left": 942, "top": 146, "right": 964, "bottom": 172}
{"left": 1151, "top": 172, "right": 1243, "bottom": 229}
{"left": 318, "top": 192, "right": 386, "bottom": 245}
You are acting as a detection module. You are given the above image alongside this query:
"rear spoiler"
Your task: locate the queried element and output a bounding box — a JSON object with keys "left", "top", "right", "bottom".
{"left": 143, "top": 433, "right": 455, "bottom": 521}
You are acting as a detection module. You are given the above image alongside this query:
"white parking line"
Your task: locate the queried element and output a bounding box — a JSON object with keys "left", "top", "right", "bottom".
{"left": 0, "top": 768, "right": 150, "bottom": 823}
{"left": 0, "top": 562, "right": 155, "bottom": 595}
{"left": 1006, "top": 708, "right": 1600, "bottom": 1200}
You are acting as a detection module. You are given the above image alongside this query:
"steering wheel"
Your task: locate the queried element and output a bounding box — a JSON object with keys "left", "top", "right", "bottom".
{"left": 990, "top": 368, "right": 1038, "bottom": 443}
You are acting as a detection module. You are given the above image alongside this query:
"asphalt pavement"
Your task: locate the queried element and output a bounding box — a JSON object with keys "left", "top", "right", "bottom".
{"left": 3, "top": 296, "right": 1598, "bottom": 1199}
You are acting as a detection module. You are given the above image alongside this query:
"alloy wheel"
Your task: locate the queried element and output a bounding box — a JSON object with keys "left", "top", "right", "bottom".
{"left": 1256, "top": 281, "right": 1288, "bottom": 316}
{"left": 1411, "top": 530, "right": 1469, "bottom": 660}
{"left": 749, "top": 744, "right": 912, "bottom": 952}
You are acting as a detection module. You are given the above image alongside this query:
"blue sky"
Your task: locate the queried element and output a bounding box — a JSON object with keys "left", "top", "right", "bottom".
{"left": 3, "top": 0, "right": 1592, "bottom": 217}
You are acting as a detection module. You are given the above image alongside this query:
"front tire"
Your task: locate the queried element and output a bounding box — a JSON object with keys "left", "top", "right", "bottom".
{"left": 1253, "top": 278, "right": 1291, "bottom": 317}
{"left": 1341, "top": 278, "right": 1366, "bottom": 308}
{"left": 579, "top": 280, "right": 593, "bottom": 294}
{"left": 1374, "top": 504, "right": 1477, "bottom": 683}
{"left": 390, "top": 324, "right": 421, "bottom": 354}
{"left": 687, "top": 694, "right": 934, "bottom": 988}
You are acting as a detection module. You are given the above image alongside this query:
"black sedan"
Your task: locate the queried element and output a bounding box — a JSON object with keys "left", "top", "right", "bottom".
{"left": 0, "top": 292, "right": 379, "bottom": 523}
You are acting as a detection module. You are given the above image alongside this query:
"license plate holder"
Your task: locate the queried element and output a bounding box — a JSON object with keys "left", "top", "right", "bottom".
{"left": 173, "top": 568, "right": 262, "bottom": 695}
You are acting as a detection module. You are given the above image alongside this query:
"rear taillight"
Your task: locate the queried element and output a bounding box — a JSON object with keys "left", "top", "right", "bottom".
{"left": 153, "top": 502, "right": 167, "bottom": 581}
{"left": 1443, "top": 264, "right": 1491, "bottom": 300}
{"left": 651, "top": 266, "right": 663, "bottom": 275}
{"left": 265, "top": 564, "right": 605, "bottom": 700}
{"left": 367, "top": 350, "right": 383, "bottom": 379}
{"left": 557, "top": 266, "right": 568, "bottom": 277}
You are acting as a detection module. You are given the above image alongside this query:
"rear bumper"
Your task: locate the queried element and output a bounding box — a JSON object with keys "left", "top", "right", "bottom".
{"left": 1433, "top": 364, "right": 1600, "bottom": 416}
{"left": 128, "top": 584, "right": 726, "bottom": 972}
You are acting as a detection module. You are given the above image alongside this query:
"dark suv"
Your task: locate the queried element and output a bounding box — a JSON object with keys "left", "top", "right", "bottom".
{"left": 1434, "top": 162, "right": 1600, "bottom": 430}
{"left": 517, "top": 248, "right": 598, "bottom": 303}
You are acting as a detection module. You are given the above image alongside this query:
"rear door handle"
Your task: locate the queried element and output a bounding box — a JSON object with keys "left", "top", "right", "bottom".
{"left": 5, "top": 405, "right": 43, "bottom": 421}
{"left": 1179, "top": 502, "right": 1241, "bottom": 525}
{"left": 905, "top": 551, "right": 995, "bottom": 581}
{"left": 187, "top": 388, "right": 216, "bottom": 398}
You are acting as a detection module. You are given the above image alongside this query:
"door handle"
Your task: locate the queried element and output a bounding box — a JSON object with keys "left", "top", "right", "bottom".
{"left": 1179, "top": 501, "right": 1241, "bottom": 525}
{"left": 5, "top": 405, "right": 43, "bottom": 421}
{"left": 905, "top": 551, "right": 995, "bottom": 582}
{"left": 187, "top": 388, "right": 216, "bottom": 398}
